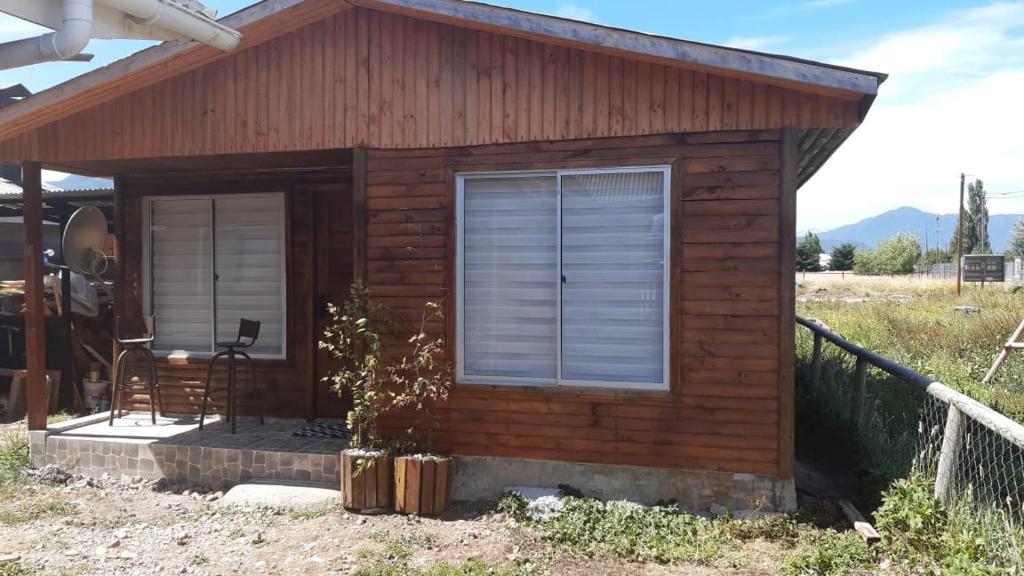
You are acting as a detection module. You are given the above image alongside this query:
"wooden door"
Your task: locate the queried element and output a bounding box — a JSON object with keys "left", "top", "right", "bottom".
{"left": 314, "top": 185, "right": 354, "bottom": 418}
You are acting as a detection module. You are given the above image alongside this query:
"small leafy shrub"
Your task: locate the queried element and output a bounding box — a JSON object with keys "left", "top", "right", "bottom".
{"left": 320, "top": 280, "right": 400, "bottom": 450}
{"left": 538, "top": 497, "right": 723, "bottom": 564}
{"left": 721, "top": 514, "right": 800, "bottom": 543}
{"left": 0, "top": 430, "right": 29, "bottom": 487}
{"left": 0, "top": 560, "right": 34, "bottom": 576}
{"left": 874, "top": 474, "right": 947, "bottom": 559}
{"left": 320, "top": 280, "right": 452, "bottom": 457}
{"left": 497, "top": 491, "right": 529, "bottom": 522}
{"left": 874, "top": 474, "right": 1014, "bottom": 573}
{"left": 782, "top": 529, "right": 874, "bottom": 576}
{"left": 386, "top": 300, "right": 452, "bottom": 454}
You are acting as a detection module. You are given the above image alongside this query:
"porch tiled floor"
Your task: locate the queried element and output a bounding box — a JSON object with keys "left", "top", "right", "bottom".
{"left": 35, "top": 412, "right": 347, "bottom": 488}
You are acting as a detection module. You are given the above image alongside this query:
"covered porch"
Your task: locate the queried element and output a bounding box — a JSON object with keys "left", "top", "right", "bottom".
{"left": 17, "top": 148, "right": 359, "bottom": 440}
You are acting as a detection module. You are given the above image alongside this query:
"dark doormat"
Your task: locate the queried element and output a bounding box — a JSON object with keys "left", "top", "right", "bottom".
{"left": 293, "top": 421, "right": 351, "bottom": 440}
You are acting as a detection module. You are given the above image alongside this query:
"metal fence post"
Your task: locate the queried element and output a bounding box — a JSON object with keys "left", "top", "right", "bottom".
{"left": 810, "top": 333, "right": 823, "bottom": 390}
{"left": 852, "top": 357, "right": 867, "bottom": 425}
{"left": 934, "top": 402, "right": 963, "bottom": 505}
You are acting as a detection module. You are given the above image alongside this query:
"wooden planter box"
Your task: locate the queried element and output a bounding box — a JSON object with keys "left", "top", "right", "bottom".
{"left": 394, "top": 455, "right": 451, "bottom": 516}
{"left": 340, "top": 449, "right": 393, "bottom": 511}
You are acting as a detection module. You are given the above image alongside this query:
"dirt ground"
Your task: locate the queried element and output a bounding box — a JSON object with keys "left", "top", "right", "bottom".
{"left": 1, "top": 413, "right": 795, "bottom": 575}
{"left": 0, "top": 469, "right": 797, "bottom": 576}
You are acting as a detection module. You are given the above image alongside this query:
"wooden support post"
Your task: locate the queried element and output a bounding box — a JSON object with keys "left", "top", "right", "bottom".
{"left": 934, "top": 403, "right": 962, "bottom": 504}
{"left": 22, "top": 161, "right": 47, "bottom": 431}
{"left": 810, "top": 333, "right": 823, "bottom": 390}
{"left": 352, "top": 148, "right": 367, "bottom": 284}
{"left": 778, "top": 128, "right": 797, "bottom": 480}
{"left": 111, "top": 177, "right": 124, "bottom": 402}
{"left": 851, "top": 356, "right": 868, "bottom": 425}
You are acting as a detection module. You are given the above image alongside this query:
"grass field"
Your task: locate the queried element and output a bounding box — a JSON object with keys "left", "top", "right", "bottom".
{"left": 796, "top": 274, "right": 1024, "bottom": 420}
{"left": 794, "top": 274, "right": 1024, "bottom": 573}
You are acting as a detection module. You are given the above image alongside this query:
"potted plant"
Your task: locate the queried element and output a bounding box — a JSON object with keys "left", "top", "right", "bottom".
{"left": 387, "top": 301, "right": 454, "bottom": 516}
{"left": 320, "top": 280, "right": 398, "bottom": 512}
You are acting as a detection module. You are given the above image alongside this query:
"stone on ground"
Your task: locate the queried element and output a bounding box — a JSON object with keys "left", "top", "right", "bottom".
{"left": 221, "top": 482, "right": 339, "bottom": 510}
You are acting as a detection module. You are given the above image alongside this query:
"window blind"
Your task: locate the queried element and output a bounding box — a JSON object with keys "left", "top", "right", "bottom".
{"left": 146, "top": 193, "right": 286, "bottom": 357}
{"left": 458, "top": 168, "right": 669, "bottom": 390}
{"left": 560, "top": 171, "right": 666, "bottom": 384}
{"left": 462, "top": 176, "right": 558, "bottom": 379}
{"left": 214, "top": 195, "right": 285, "bottom": 356}
{"left": 150, "top": 198, "right": 214, "bottom": 352}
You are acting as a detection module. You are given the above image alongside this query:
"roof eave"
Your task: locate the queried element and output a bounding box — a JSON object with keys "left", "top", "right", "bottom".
{"left": 349, "top": 0, "right": 884, "bottom": 98}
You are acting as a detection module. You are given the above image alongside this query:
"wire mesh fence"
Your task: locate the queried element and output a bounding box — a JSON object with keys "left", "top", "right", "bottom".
{"left": 796, "top": 317, "right": 1024, "bottom": 568}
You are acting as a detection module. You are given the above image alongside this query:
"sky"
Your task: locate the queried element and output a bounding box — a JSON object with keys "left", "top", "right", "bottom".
{"left": 1, "top": 0, "right": 1023, "bottom": 232}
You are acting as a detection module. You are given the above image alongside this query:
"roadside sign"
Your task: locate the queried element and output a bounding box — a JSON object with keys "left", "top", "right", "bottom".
{"left": 963, "top": 254, "right": 1005, "bottom": 283}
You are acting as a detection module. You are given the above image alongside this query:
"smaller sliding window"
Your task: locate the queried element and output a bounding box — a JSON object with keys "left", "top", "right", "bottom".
{"left": 456, "top": 166, "right": 670, "bottom": 391}
{"left": 142, "top": 193, "right": 288, "bottom": 359}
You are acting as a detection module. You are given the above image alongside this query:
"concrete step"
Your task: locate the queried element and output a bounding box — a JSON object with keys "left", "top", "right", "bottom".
{"left": 221, "top": 480, "right": 339, "bottom": 510}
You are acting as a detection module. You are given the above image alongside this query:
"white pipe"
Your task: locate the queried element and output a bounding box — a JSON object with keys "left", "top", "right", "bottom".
{"left": 0, "top": 0, "right": 93, "bottom": 71}
{"left": 98, "top": 0, "right": 241, "bottom": 51}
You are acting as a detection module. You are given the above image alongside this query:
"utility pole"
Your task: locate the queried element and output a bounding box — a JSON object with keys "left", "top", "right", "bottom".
{"left": 924, "top": 215, "right": 929, "bottom": 257}
{"left": 956, "top": 172, "right": 966, "bottom": 296}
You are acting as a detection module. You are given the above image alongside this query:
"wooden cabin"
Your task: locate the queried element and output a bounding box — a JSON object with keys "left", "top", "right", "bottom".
{"left": 2, "top": 0, "right": 884, "bottom": 510}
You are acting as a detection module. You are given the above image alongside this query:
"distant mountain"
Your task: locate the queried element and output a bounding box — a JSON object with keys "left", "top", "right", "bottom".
{"left": 49, "top": 174, "right": 113, "bottom": 191}
{"left": 811, "top": 207, "right": 1024, "bottom": 253}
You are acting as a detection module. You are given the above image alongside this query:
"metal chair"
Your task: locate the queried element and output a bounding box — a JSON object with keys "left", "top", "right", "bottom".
{"left": 200, "top": 318, "right": 264, "bottom": 434}
{"left": 109, "top": 315, "right": 163, "bottom": 425}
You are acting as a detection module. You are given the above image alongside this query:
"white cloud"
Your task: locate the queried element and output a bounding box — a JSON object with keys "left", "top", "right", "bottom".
{"left": 555, "top": 4, "right": 597, "bottom": 23}
{"left": 724, "top": 35, "right": 791, "bottom": 51}
{"left": 799, "top": 2, "right": 1024, "bottom": 231}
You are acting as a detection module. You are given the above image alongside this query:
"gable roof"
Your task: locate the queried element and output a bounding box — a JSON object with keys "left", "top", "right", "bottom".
{"left": 0, "top": 0, "right": 884, "bottom": 145}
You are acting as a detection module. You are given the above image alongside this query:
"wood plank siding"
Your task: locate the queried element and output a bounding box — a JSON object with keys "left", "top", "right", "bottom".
{"left": 0, "top": 7, "right": 857, "bottom": 165}
{"left": 366, "top": 131, "right": 791, "bottom": 476}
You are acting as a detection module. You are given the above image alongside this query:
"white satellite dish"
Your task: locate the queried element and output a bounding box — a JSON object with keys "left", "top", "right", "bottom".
{"left": 61, "top": 205, "right": 109, "bottom": 276}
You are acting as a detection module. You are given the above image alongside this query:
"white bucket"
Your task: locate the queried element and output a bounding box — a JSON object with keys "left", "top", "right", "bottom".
{"left": 83, "top": 380, "right": 109, "bottom": 410}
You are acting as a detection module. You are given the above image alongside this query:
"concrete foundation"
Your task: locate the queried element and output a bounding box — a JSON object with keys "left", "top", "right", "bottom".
{"left": 451, "top": 455, "right": 797, "bottom": 514}
{"left": 32, "top": 413, "right": 795, "bottom": 513}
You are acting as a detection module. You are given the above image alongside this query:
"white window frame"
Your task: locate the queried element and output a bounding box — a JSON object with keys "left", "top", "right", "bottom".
{"left": 455, "top": 166, "right": 671, "bottom": 391}
{"left": 141, "top": 192, "right": 288, "bottom": 360}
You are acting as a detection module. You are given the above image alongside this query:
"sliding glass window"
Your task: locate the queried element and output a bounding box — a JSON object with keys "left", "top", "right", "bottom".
{"left": 142, "top": 193, "right": 287, "bottom": 358}
{"left": 456, "top": 167, "right": 670, "bottom": 391}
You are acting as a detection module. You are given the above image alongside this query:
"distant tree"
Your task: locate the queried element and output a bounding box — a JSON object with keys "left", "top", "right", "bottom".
{"left": 796, "top": 232, "right": 823, "bottom": 272}
{"left": 1007, "top": 219, "right": 1024, "bottom": 259}
{"left": 919, "top": 248, "right": 952, "bottom": 266}
{"left": 854, "top": 233, "right": 922, "bottom": 275}
{"left": 949, "top": 179, "right": 990, "bottom": 255}
{"left": 828, "top": 243, "right": 856, "bottom": 271}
